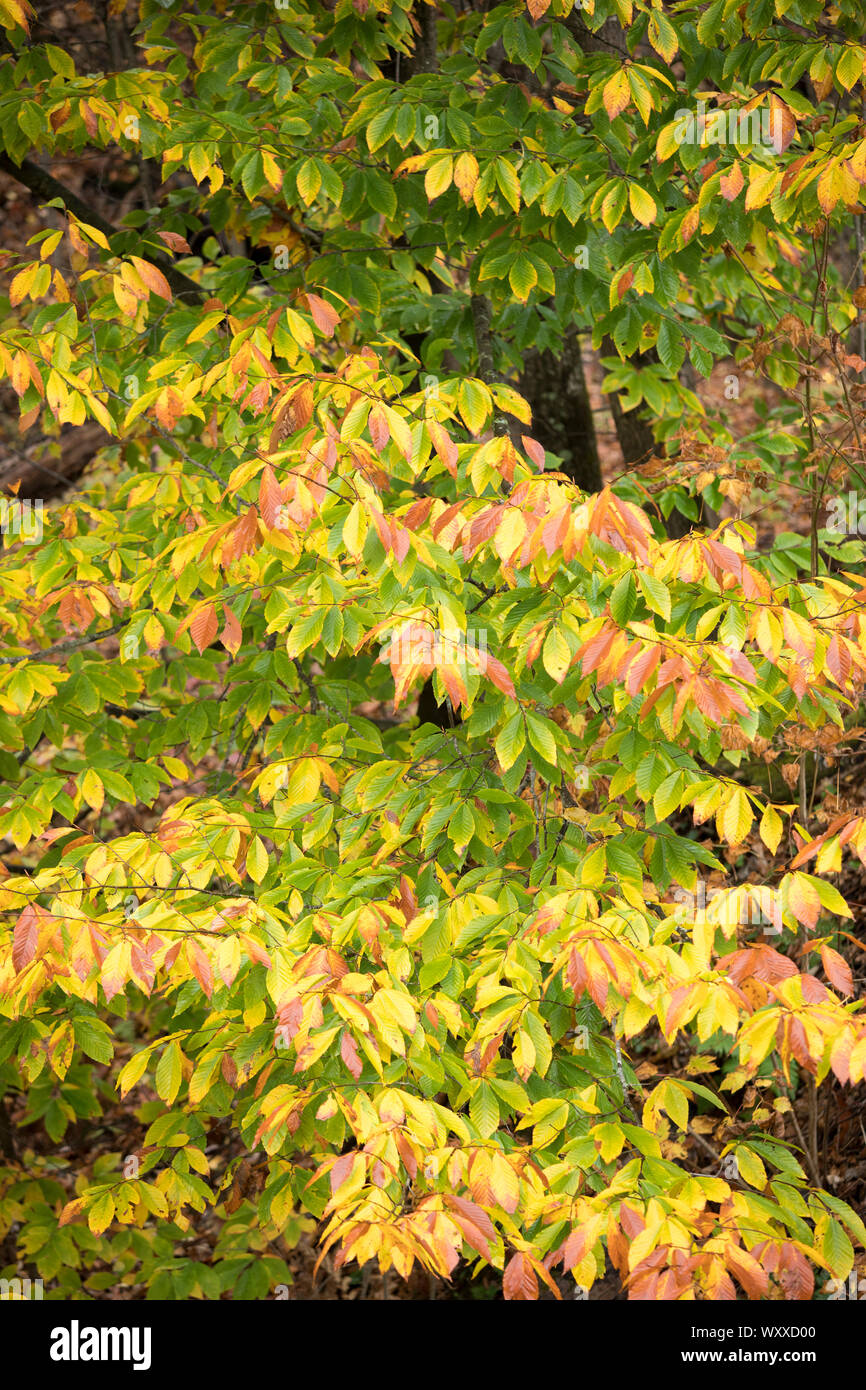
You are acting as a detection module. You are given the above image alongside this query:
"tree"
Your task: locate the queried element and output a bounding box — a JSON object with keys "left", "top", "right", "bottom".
{"left": 1, "top": 0, "right": 866, "bottom": 1301}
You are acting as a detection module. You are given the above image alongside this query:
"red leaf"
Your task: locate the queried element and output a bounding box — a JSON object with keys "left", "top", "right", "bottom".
{"left": 720, "top": 160, "right": 744, "bottom": 202}
{"left": 483, "top": 653, "right": 516, "bottom": 697}
{"left": 444, "top": 1194, "right": 495, "bottom": 1240}
{"left": 559, "top": 1227, "right": 591, "bottom": 1270}
{"left": 58, "top": 588, "right": 96, "bottom": 635}
{"left": 821, "top": 944, "right": 853, "bottom": 997}
{"left": 427, "top": 420, "right": 457, "bottom": 477}
{"left": 615, "top": 266, "right": 635, "bottom": 301}
{"left": 12, "top": 904, "right": 40, "bottom": 971}
{"left": 800, "top": 972, "right": 829, "bottom": 1003}
{"left": 340, "top": 1030, "right": 363, "bottom": 1079}
{"left": 224, "top": 505, "right": 260, "bottom": 565}
{"left": 403, "top": 496, "right": 433, "bottom": 531}
{"left": 187, "top": 939, "right": 213, "bottom": 997}
{"left": 275, "top": 997, "right": 303, "bottom": 1047}
{"left": 826, "top": 635, "right": 851, "bottom": 688}
{"left": 156, "top": 230, "right": 192, "bottom": 254}
{"left": 306, "top": 292, "right": 339, "bottom": 338}
{"left": 258, "top": 464, "right": 285, "bottom": 529}
{"left": 724, "top": 1243, "right": 768, "bottom": 1299}
{"left": 190, "top": 603, "right": 218, "bottom": 653}
{"left": 503, "top": 1251, "right": 538, "bottom": 1301}
{"left": 369, "top": 403, "right": 390, "bottom": 452}
{"left": 450, "top": 1213, "right": 493, "bottom": 1261}
{"left": 440, "top": 662, "right": 468, "bottom": 710}
{"left": 521, "top": 434, "right": 545, "bottom": 469}
{"left": 330, "top": 1152, "right": 356, "bottom": 1194}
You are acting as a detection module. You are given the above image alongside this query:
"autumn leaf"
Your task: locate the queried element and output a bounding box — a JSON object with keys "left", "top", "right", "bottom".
{"left": 190, "top": 603, "right": 218, "bottom": 653}
{"left": 503, "top": 1251, "right": 538, "bottom": 1300}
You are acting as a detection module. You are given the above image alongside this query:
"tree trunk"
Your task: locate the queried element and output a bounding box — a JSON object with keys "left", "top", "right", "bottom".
{"left": 518, "top": 331, "right": 602, "bottom": 492}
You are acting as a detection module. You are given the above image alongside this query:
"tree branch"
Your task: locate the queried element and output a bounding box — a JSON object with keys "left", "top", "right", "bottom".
{"left": 0, "top": 152, "right": 204, "bottom": 303}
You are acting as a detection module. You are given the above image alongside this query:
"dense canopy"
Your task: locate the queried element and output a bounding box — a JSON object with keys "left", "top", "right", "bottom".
{"left": 1, "top": 0, "right": 866, "bottom": 1302}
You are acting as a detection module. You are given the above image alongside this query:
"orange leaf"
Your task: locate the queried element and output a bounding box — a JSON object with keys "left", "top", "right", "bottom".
{"left": 128, "top": 256, "right": 172, "bottom": 301}
{"left": 820, "top": 943, "right": 853, "bottom": 997}
{"left": 787, "top": 874, "right": 821, "bottom": 932}
{"left": 720, "top": 160, "right": 744, "bottom": 201}
{"left": 340, "top": 1030, "right": 363, "bottom": 1079}
{"left": 369, "top": 403, "right": 390, "bottom": 451}
{"left": 12, "top": 903, "right": 40, "bottom": 971}
{"left": 724, "top": 1243, "right": 768, "bottom": 1299}
{"left": 484, "top": 654, "right": 516, "bottom": 697}
{"left": 503, "top": 1251, "right": 538, "bottom": 1301}
{"left": 306, "top": 292, "right": 339, "bottom": 338}
{"left": 224, "top": 505, "right": 260, "bottom": 565}
{"left": 427, "top": 419, "right": 457, "bottom": 477}
{"left": 220, "top": 604, "right": 243, "bottom": 656}
{"left": 156, "top": 230, "right": 191, "bottom": 253}
{"left": 190, "top": 603, "right": 218, "bottom": 653}
{"left": 258, "top": 465, "right": 285, "bottom": 529}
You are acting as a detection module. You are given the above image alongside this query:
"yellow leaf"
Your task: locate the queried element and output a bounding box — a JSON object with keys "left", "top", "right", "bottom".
{"left": 453, "top": 152, "right": 479, "bottom": 202}
{"left": 663, "top": 1079, "right": 689, "bottom": 1131}
{"left": 817, "top": 159, "right": 849, "bottom": 215}
{"left": 745, "top": 164, "right": 782, "bottom": 211}
{"left": 489, "top": 1151, "right": 519, "bottom": 1213}
{"left": 188, "top": 145, "right": 210, "bottom": 183}
{"left": 39, "top": 229, "right": 63, "bottom": 260}
{"left": 424, "top": 155, "right": 453, "bottom": 201}
{"left": 118, "top": 1049, "right": 150, "bottom": 1099}
{"left": 759, "top": 803, "right": 783, "bottom": 855}
{"left": 343, "top": 500, "right": 367, "bottom": 558}
{"left": 494, "top": 508, "right": 526, "bottom": 563}
{"left": 74, "top": 219, "right": 110, "bottom": 250}
{"left": 246, "top": 835, "right": 268, "bottom": 883}
{"left": 718, "top": 787, "right": 753, "bottom": 846}
{"left": 734, "top": 1145, "right": 767, "bottom": 1189}
{"left": 513, "top": 1028, "right": 536, "bottom": 1081}
{"left": 542, "top": 625, "right": 571, "bottom": 684}
{"left": 647, "top": 11, "right": 678, "bottom": 64}
{"left": 9, "top": 263, "right": 37, "bottom": 306}
{"left": 88, "top": 1192, "right": 116, "bottom": 1237}
{"left": 629, "top": 184, "right": 657, "bottom": 226}
{"left": 80, "top": 768, "right": 104, "bottom": 814}
{"left": 656, "top": 120, "right": 682, "bottom": 163}
{"left": 262, "top": 149, "right": 282, "bottom": 190}
{"left": 602, "top": 71, "right": 630, "bottom": 121}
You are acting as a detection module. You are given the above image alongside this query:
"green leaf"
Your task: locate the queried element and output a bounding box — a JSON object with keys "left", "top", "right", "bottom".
{"left": 822, "top": 1218, "right": 854, "bottom": 1280}
{"left": 526, "top": 712, "right": 557, "bottom": 766}
{"left": 495, "top": 712, "right": 525, "bottom": 771}
{"left": 72, "top": 1016, "right": 114, "bottom": 1065}
{"left": 155, "top": 1042, "right": 183, "bottom": 1106}
{"left": 470, "top": 1081, "right": 499, "bottom": 1139}
{"left": 657, "top": 319, "right": 685, "bottom": 374}
{"left": 637, "top": 571, "right": 671, "bottom": 621}
{"left": 610, "top": 572, "right": 637, "bottom": 626}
